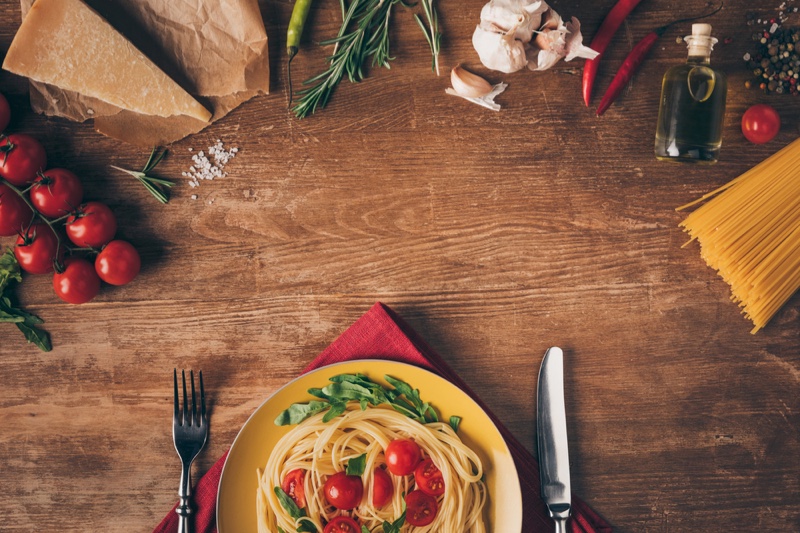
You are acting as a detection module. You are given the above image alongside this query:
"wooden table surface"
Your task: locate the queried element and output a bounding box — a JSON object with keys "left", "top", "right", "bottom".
{"left": 1, "top": 0, "right": 798, "bottom": 531}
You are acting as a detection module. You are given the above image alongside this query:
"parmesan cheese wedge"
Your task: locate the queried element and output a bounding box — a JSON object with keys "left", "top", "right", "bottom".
{"left": 3, "top": 0, "right": 212, "bottom": 123}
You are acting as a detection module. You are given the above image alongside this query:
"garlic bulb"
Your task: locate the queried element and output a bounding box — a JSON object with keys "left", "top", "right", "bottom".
{"left": 472, "top": 25, "right": 528, "bottom": 74}
{"left": 448, "top": 65, "right": 493, "bottom": 98}
{"left": 479, "top": 0, "right": 548, "bottom": 42}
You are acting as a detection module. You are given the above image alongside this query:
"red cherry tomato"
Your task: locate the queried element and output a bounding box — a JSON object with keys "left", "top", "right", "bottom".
{"left": 281, "top": 469, "right": 307, "bottom": 509}
{"left": 323, "top": 472, "right": 363, "bottom": 510}
{"left": 53, "top": 257, "right": 101, "bottom": 304}
{"left": 742, "top": 104, "right": 781, "bottom": 144}
{"left": 66, "top": 202, "right": 117, "bottom": 248}
{"left": 371, "top": 466, "right": 393, "bottom": 508}
{"left": 0, "top": 93, "right": 10, "bottom": 132}
{"left": 0, "top": 134, "right": 47, "bottom": 186}
{"left": 14, "top": 223, "right": 62, "bottom": 275}
{"left": 30, "top": 168, "right": 83, "bottom": 218}
{"left": 95, "top": 240, "right": 140, "bottom": 286}
{"left": 323, "top": 516, "right": 361, "bottom": 533}
{"left": 414, "top": 458, "right": 445, "bottom": 496}
{"left": 385, "top": 439, "right": 422, "bottom": 476}
{"left": 0, "top": 183, "right": 33, "bottom": 236}
{"left": 404, "top": 490, "right": 438, "bottom": 527}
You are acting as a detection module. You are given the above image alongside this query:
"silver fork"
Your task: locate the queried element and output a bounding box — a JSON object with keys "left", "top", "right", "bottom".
{"left": 172, "top": 369, "right": 209, "bottom": 533}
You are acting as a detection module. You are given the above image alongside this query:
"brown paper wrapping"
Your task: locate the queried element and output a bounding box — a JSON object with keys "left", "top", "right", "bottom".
{"left": 19, "top": 0, "right": 270, "bottom": 146}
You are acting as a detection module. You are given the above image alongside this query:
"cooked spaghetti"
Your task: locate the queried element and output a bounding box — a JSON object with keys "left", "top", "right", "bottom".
{"left": 256, "top": 405, "right": 487, "bottom": 533}
{"left": 677, "top": 137, "right": 800, "bottom": 333}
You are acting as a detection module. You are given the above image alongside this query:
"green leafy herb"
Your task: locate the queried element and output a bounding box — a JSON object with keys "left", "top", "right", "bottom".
{"left": 111, "top": 147, "right": 174, "bottom": 204}
{"left": 274, "top": 373, "right": 442, "bottom": 426}
{"left": 382, "top": 510, "right": 406, "bottom": 533}
{"left": 346, "top": 453, "right": 367, "bottom": 476}
{"left": 361, "top": 526, "right": 370, "bottom": 533}
{"left": 297, "top": 520, "right": 317, "bottom": 533}
{"left": 414, "top": 0, "right": 441, "bottom": 75}
{"left": 274, "top": 487, "right": 318, "bottom": 532}
{"left": 449, "top": 415, "right": 462, "bottom": 433}
{"left": 0, "top": 249, "right": 51, "bottom": 352}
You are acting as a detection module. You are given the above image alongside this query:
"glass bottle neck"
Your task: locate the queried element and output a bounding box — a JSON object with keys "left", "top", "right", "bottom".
{"left": 687, "top": 55, "right": 711, "bottom": 65}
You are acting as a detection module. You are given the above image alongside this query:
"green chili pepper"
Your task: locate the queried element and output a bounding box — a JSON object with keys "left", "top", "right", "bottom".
{"left": 287, "top": 0, "right": 314, "bottom": 105}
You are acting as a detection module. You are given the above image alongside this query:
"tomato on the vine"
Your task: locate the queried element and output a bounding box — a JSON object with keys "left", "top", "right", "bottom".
{"left": 95, "top": 240, "right": 140, "bottom": 286}
{"left": 404, "top": 490, "right": 438, "bottom": 527}
{"left": 385, "top": 439, "right": 422, "bottom": 476}
{"left": 66, "top": 201, "right": 117, "bottom": 248}
{"left": 53, "top": 257, "right": 100, "bottom": 304}
{"left": 0, "top": 183, "right": 33, "bottom": 236}
{"left": 14, "top": 223, "right": 61, "bottom": 275}
{"left": 323, "top": 472, "right": 363, "bottom": 510}
{"left": 30, "top": 168, "right": 83, "bottom": 218}
{"left": 371, "top": 466, "right": 393, "bottom": 508}
{"left": 0, "top": 93, "right": 10, "bottom": 133}
{"left": 0, "top": 133, "right": 47, "bottom": 186}
{"left": 414, "top": 458, "right": 445, "bottom": 496}
{"left": 741, "top": 104, "right": 781, "bottom": 144}
{"left": 281, "top": 469, "right": 307, "bottom": 509}
{"left": 323, "top": 516, "right": 361, "bottom": 533}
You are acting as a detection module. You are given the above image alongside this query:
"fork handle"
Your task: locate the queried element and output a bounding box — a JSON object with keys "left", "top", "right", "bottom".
{"left": 176, "top": 460, "right": 193, "bottom": 533}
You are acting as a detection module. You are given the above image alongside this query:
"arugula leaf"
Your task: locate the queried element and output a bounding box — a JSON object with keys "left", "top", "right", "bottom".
{"left": 346, "top": 453, "right": 367, "bottom": 476}
{"left": 274, "top": 486, "right": 318, "bottom": 532}
{"left": 274, "top": 400, "right": 330, "bottom": 426}
{"left": 361, "top": 526, "right": 370, "bottom": 533}
{"left": 17, "top": 320, "right": 52, "bottom": 351}
{"left": 382, "top": 510, "right": 406, "bottom": 533}
{"left": 0, "top": 249, "right": 22, "bottom": 292}
{"left": 297, "top": 519, "right": 317, "bottom": 533}
{"left": 0, "top": 251, "right": 51, "bottom": 352}
{"left": 321, "top": 400, "right": 347, "bottom": 423}
{"left": 449, "top": 415, "right": 462, "bottom": 433}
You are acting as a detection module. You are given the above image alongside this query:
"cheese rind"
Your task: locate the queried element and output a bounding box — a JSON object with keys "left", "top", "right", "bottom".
{"left": 3, "top": 0, "right": 212, "bottom": 122}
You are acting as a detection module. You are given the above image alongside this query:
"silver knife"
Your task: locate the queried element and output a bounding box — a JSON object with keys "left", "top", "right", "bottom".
{"left": 537, "top": 346, "right": 571, "bottom": 533}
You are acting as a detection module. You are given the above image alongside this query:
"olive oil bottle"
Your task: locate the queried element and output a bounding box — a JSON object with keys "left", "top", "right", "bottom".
{"left": 655, "top": 24, "right": 727, "bottom": 163}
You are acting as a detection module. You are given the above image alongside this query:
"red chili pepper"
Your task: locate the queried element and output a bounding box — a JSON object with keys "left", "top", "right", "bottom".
{"left": 582, "top": 0, "right": 645, "bottom": 107}
{"left": 595, "top": 4, "right": 724, "bottom": 116}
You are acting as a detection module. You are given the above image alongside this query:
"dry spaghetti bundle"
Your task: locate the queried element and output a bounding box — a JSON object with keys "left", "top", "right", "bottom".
{"left": 677, "top": 138, "right": 800, "bottom": 333}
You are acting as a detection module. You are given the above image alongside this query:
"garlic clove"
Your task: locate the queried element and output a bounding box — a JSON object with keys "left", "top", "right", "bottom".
{"left": 449, "top": 65, "right": 494, "bottom": 98}
{"left": 472, "top": 24, "right": 529, "bottom": 73}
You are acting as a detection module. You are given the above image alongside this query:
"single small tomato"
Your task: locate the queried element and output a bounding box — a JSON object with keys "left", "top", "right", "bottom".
{"left": 53, "top": 257, "right": 101, "bottom": 304}
{"left": 414, "top": 458, "right": 445, "bottom": 496}
{"left": 66, "top": 201, "right": 117, "bottom": 248}
{"left": 281, "top": 469, "right": 307, "bottom": 509}
{"left": 0, "top": 183, "right": 34, "bottom": 236}
{"left": 323, "top": 516, "right": 361, "bottom": 533}
{"left": 385, "top": 438, "right": 422, "bottom": 476}
{"left": 14, "top": 223, "right": 62, "bottom": 275}
{"left": 323, "top": 471, "right": 363, "bottom": 510}
{"left": 404, "top": 490, "right": 438, "bottom": 527}
{"left": 371, "top": 466, "right": 393, "bottom": 508}
{"left": 0, "top": 93, "right": 10, "bottom": 132}
{"left": 30, "top": 168, "right": 84, "bottom": 218}
{"left": 0, "top": 133, "right": 47, "bottom": 186}
{"left": 95, "top": 240, "right": 140, "bottom": 286}
{"left": 742, "top": 104, "right": 781, "bottom": 144}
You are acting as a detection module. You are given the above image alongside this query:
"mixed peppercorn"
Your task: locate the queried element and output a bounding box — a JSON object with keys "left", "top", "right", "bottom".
{"left": 745, "top": 21, "right": 800, "bottom": 94}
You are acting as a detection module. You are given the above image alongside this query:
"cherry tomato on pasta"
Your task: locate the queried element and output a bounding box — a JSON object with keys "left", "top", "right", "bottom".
{"left": 371, "top": 466, "right": 393, "bottom": 508}
{"left": 385, "top": 438, "right": 422, "bottom": 476}
{"left": 323, "top": 516, "right": 361, "bottom": 533}
{"left": 0, "top": 133, "right": 47, "bottom": 186}
{"left": 0, "top": 93, "right": 10, "bottom": 132}
{"left": 53, "top": 257, "right": 100, "bottom": 304}
{"left": 404, "top": 490, "right": 438, "bottom": 527}
{"left": 281, "top": 469, "right": 307, "bottom": 509}
{"left": 14, "top": 222, "right": 61, "bottom": 275}
{"left": 95, "top": 240, "right": 140, "bottom": 286}
{"left": 741, "top": 104, "right": 781, "bottom": 144}
{"left": 66, "top": 201, "right": 117, "bottom": 248}
{"left": 0, "top": 183, "right": 33, "bottom": 236}
{"left": 323, "top": 471, "right": 363, "bottom": 510}
{"left": 414, "top": 458, "right": 445, "bottom": 496}
{"left": 30, "top": 168, "right": 83, "bottom": 218}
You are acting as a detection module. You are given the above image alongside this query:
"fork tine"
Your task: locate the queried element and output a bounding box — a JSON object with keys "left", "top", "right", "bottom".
{"left": 181, "top": 369, "right": 188, "bottom": 427}
{"left": 199, "top": 370, "right": 206, "bottom": 425}
{"left": 190, "top": 370, "right": 197, "bottom": 427}
{"left": 173, "top": 368, "right": 179, "bottom": 425}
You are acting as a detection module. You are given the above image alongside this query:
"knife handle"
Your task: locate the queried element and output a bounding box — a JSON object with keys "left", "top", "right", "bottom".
{"left": 554, "top": 517, "right": 568, "bottom": 533}
{"left": 550, "top": 506, "right": 570, "bottom": 533}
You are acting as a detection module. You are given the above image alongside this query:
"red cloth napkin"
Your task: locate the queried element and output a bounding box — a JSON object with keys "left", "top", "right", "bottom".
{"left": 154, "top": 302, "right": 612, "bottom": 533}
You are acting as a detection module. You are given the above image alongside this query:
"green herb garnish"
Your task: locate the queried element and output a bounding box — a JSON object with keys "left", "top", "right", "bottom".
{"left": 449, "top": 415, "right": 462, "bottom": 433}
{"left": 382, "top": 510, "right": 406, "bottom": 533}
{"left": 273, "top": 487, "right": 317, "bottom": 532}
{"left": 111, "top": 147, "right": 174, "bottom": 204}
{"left": 414, "top": 0, "right": 441, "bottom": 75}
{"left": 346, "top": 453, "right": 367, "bottom": 476}
{"left": 0, "top": 249, "right": 50, "bottom": 352}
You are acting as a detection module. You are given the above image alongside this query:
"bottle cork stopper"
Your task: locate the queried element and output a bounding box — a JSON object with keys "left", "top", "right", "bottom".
{"left": 692, "top": 23, "right": 713, "bottom": 37}
{"left": 686, "top": 23, "right": 716, "bottom": 57}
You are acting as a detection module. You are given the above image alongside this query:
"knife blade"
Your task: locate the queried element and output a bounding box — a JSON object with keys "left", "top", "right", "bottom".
{"left": 537, "top": 346, "right": 571, "bottom": 533}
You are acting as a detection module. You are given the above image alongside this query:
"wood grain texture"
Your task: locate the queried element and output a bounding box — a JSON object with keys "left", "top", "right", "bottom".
{"left": 0, "top": 0, "right": 799, "bottom": 531}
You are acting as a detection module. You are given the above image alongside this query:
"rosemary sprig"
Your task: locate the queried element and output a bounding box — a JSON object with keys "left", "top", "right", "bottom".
{"left": 292, "top": 0, "right": 410, "bottom": 119}
{"left": 414, "top": 0, "right": 441, "bottom": 76}
{"left": 111, "top": 148, "right": 173, "bottom": 204}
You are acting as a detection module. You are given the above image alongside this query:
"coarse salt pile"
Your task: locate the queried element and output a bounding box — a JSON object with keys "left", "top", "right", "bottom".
{"left": 183, "top": 139, "right": 238, "bottom": 194}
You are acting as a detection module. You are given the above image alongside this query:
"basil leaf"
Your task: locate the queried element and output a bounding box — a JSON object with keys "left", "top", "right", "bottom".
{"left": 297, "top": 519, "right": 318, "bottom": 533}
{"left": 449, "top": 415, "right": 462, "bottom": 433}
{"left": 346, "top": 453, "right": 367, "bottom": 476}
{"left": 274, "top": 400, "right": 329, "bottom": 426}
{"left": 274, "top": 487, "right": 305, "bottom": 520}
